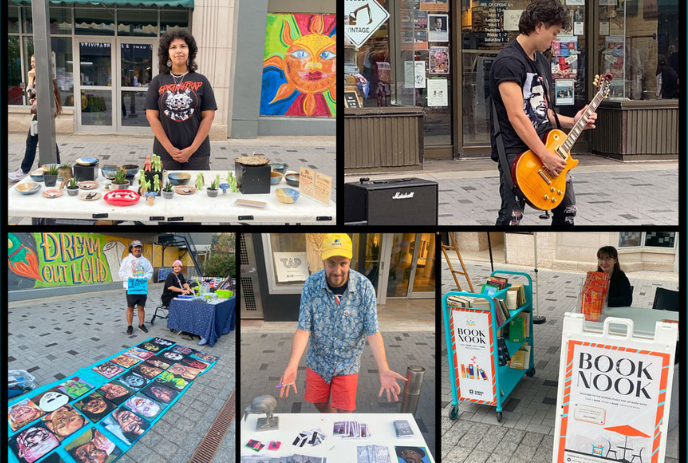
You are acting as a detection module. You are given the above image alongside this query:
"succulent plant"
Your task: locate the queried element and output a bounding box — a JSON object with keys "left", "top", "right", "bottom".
{"left": 47, "top": 165, "right": 59, "bottom": 176}
{"left": 68, "top": 177, "right": 78, "bottom": 189}
{"left": 114, "top": 167, "right": 127, "bottom": 185}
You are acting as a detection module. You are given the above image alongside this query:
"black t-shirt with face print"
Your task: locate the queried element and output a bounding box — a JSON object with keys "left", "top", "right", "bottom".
{"left": 489, "top": 39, "right": 553, "bottom": 161}
{"left": 145, "top": 72, "right": 218, "bottom": 158}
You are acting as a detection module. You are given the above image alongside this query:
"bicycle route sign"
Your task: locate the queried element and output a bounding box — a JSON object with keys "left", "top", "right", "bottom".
{"left": 344, "top": 0, "right": 390, "bottom": 48}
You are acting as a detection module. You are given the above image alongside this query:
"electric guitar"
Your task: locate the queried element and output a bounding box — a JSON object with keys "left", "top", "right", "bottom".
{"left": 512, "top": 73, "right": 612, "bottom": 211}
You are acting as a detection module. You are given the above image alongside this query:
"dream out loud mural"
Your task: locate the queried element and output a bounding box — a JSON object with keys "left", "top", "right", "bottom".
{"left": 260, "top": 13, "right": 336, "bottom": 117}
{"left": 8, "top": 233, "right": 192, "bottom": 290}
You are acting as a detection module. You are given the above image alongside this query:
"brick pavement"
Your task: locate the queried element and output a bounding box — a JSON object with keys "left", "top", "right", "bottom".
{"left": 7, "top": 283, "right": 236, "bottom": 463}
{"left": 440, "top": 260, "right": 680, "bottom": 463}
{"left": 240, "top": 329, "right": 436, "bottom": 460}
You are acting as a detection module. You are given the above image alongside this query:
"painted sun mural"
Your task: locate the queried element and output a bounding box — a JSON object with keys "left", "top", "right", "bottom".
{"left": 260, "top": 13, "right": 336, "bottom": 118}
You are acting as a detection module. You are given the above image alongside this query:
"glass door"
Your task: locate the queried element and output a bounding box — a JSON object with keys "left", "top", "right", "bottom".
{"left": 117, "top": 38, "right": 156, "bottom": 133}
{"left": 75, "top": 38, "right": 115, "bottom": 132}
{"left": 408, "top": 232, "right": 436, "bottom": 298}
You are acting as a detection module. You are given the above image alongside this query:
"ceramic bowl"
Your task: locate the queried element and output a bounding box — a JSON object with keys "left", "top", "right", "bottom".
{"left": 76, "top": 157, "right": 99, "bottom": 166}
{"left": 121, "top": 164, "right": 139, "bottom": 178}
{"left": 270, "top": 171, "right": 283, "bottom": 185}
{"left": 30, "top": 170, "right": 45, "bottom": 182}
{"left": 101, "top": 165, "right": 119, "bottom": 180}
{"left": 168, "top": 172, "right": 191, "bottom": 186}
{"left": 270, "top": 163, "right": 288, "bottom": 175}
{"left": 16, "top": 182, "right": 41, "bottom": 195}
{"left": 284, "top": 173, "right": 300, "bottom": 187}
{"left": 275, "top": 187, "right": 300, "bottom": 204}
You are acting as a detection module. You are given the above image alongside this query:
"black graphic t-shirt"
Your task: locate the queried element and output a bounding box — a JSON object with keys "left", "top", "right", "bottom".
{"left": 145, "top": 72, "right": 218, "bottom": 158}
{"left": 490, "top": 40, "right": 553, "bottom": 161}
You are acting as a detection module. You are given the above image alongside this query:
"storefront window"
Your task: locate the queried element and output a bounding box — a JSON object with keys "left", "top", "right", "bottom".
{"left": 117, "top": 9, "right": 158, "bottom": 37}
{"left": 619, "top": 232, "right": 676, "bottom": 248}
{"left": 121, "top": 44, "right": 153, "bottom": 87}
{"left": 598, "top": 1, "right": 679, "bottom": 100}
{"left": 50, "top": 7, "right": 72, "bottom": 35}
{"left": 75, "top": 8, "right": 115, "bottom": 36}
{"left": 8, "top": 36, "right": 22, "bottom": 105}
{"left": 22, "top": 6, "right": 33, "bottom": 34}
{"left": 161, "top": 9, "right": 190, "bottom": 32}
{"left": 268, "top": 234, "right": 309, "bottom": 287}
{"left": 53, "top": 37, "right": 74, "bottom": 108}
{"left": 412, "top": 233, "right": 436, "bottom": 293}
{"left": 8, "top": 4, "right": 20, "bottom": 34}
{"left": 352, "top": 233, "right": 383, "bottom": 289}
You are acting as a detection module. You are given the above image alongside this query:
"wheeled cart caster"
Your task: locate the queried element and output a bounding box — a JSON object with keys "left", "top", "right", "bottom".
{"left": 449, "top": 404, "right": 459, "bottom": 420}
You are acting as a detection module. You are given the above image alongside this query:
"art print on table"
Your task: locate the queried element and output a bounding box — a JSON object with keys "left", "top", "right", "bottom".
{"left": 150, "top": 337, "right": 175, "bottom": 348}
{"left": 41, "top": 404, "right": 88, "bottom": 441}
{"left": 137, "top": 341, "right": 162, "bottom": 353}
{"left": 141, "top": 383, "right": 179, "bottom": 405}
{"left": 65, "top": 427, "right": 123, "bottom": 463}
{"left": 161, "top": 351, "right": 188, "bottom": 362}
{"left": 102, "top": 408, "right": 150, "bottom": 447}
{"left": 167, "top": 363, "right": 202, "bottom": 381}
{"left": 193, "top": 352, "right": 218, "bottom": 364}
{"left": 154, "top": 371, "right": 190, "bottom": 391}
{"left": 97, "top": 381, "right": 136, "bottom": 406}
{"left": 171, "top": 345, "right": 196, "bottom": 356}
{"left": 123, "top": 394, "right": 163, "bottom": 422}
{"left": 109, "top": 354, "right": 141, "bottom": 369}
{"left": 57, "top": 377, "right": 94, "bottom": 400}
{"left": 8, "top": 422, "right": 60, "bottom": 463}
{"left": 122, "top": 347, "right": 156, "bottom": 361}
{"left": 9, "top": 398, "right": 45, "bottom": 432}
{"left": 131, "top": 362, "right": 163, "bottom": 380}
{"left": 92, "top": 362, "right": 125, "bottom": 379}
{"left": 73, "top": 392, "right": 116, "bottom": 423}
{"left": 32, "top": 388, "right": 71, "bottom": 413}
{"left": 145, "top": 357, "right": 172, "bottom": 370}
{"left": 180, "top": 357, "right": 210, "bottom": 371}
{"left": 118, "top": 372, "right": 150, "bottom": 390}
{"left": 395, "top": 446, "right": 431, "bottom": 463}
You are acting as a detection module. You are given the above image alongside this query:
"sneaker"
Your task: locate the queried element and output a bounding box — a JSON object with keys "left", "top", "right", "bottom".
{"left": 126, "top": 325, "right": 133, "bottom": 335}
{"left": 138, "top": 324, "right": 148, "bottom": 333}
{"left": 8, "top": 168, "right": 29, "bottom": 181}
{"left": 197, "top": 337, "right": 208, "bottom": 346}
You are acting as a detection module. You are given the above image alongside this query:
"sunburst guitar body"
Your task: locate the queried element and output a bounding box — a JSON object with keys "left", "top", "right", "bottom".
{"left": 511, "top": 130, "right": 577, "bottom": 211}
{"left": 511, "top": 73, "right": 612, "bottom": 211}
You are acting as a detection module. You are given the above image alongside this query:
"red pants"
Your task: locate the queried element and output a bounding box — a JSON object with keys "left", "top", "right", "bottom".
{"left": 304, "top": 367, "right": 359, "bottom": 411}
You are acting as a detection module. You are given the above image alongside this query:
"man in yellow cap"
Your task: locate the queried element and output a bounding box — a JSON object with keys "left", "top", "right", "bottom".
{"left": 279, "top": 233, "right": 407, "bottom": 413}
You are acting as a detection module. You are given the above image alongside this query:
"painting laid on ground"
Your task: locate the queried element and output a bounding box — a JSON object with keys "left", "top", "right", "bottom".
{"left": 260, "top": 13, "right": 337, "bottom": 117}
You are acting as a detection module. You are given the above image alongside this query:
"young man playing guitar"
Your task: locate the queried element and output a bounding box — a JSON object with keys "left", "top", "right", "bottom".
{"left": 490, "top": 0, "right": 596, "bottom": 226}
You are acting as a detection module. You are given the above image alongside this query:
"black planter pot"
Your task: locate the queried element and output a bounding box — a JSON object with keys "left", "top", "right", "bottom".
{"left": 44, "top": 174, "right": 58, "bottom": 187}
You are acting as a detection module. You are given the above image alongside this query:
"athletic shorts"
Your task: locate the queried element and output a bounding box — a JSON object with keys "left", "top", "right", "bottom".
{"left": 304, "top": 367, "right": 358, "bottom": 411}
{"left": 126, "top": 293, "right": 147, "bottom": 308}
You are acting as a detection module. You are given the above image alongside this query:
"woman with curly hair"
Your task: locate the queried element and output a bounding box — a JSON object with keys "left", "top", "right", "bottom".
{"left": 145, "top": 29, "right": 217, "bottom": 170}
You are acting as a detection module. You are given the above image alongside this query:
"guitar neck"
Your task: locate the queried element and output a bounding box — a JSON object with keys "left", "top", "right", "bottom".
{"left": 561, "top": 90, "right": 606, "bottom": 152}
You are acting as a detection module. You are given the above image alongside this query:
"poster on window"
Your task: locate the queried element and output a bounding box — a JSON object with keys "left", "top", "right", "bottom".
{"left": 273, "top": 252, "right": 310, "bottom": 283}
{"left": 427, "top": 14, "right": 449, "bottom": 42}
{"left": 555, "top": 79, "right": 575, "bottom": 105}
{"left": 553, "top": 314, "right": 677, "bottom": 463}
{"left": 426, "top": 78, "right": 448, "bottom": 107}
{"left": 450, "top": 308, "right": 495, "bottom": 404}
{"left": 429, "top": 47, "right": 449, "bottom": 74}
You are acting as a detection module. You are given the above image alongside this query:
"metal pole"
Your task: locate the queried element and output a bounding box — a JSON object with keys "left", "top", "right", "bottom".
{"left": 32, "top": 0, "right": 58, "bottom": 166}
{"left": 533, "top": 232, "right": 546, "bottom": 324}
{"left": 399, "top": 365, "right": 425, "bottom": 416}
{"left": 487, "top": 232, "right": 494, "bottom": 273}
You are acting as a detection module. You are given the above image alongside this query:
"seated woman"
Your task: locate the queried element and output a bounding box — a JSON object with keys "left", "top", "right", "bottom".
{"left": 597, "top": 246, "right": 633, "bottom": 307}
{"left": 162, "top": 260, "right": 192, "bottom": 307}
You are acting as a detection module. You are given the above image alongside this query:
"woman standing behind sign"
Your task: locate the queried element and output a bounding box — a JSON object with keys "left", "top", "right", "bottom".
{"left": 145, "top": 30, "right": 217, "bottom": 170}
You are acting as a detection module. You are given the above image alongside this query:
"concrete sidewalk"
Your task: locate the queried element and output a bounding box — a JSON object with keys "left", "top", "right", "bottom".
{"left": 8, "top": 284, "right": 236, "bottom": 463}
{"left": 440, "top": 260, "right": 680, "bottom": 463}
{"left": 239, "top": 299, "right": 436, "bottom": 459}
{"left": 346, "top": 156, "right": 679, "bottom": 226}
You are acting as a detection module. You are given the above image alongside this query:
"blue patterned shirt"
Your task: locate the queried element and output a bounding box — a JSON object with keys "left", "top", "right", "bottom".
{"left": 298, "top": 269, "right": 379, "bottom": 384}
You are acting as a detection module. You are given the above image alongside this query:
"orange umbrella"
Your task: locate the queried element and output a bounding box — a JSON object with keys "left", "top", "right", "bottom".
{"left": 604, "top": 425, "right": 650, "bottom": 461}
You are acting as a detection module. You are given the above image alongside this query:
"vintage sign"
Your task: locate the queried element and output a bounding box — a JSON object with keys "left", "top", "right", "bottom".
{"left": 273, "top": 252, "right": 310, "bottom": 283}
{"left": 344, "top": 0, "right": 390, "bottom": 47}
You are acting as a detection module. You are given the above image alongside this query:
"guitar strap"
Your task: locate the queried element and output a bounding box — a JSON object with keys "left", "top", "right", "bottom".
{"left": 491, "top": 98, "right": 518, "bottom": 196}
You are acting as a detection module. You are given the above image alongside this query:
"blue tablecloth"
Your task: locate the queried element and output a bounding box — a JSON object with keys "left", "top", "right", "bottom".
{"left": 167, "top": 297, "right": 235, "bottom": 347}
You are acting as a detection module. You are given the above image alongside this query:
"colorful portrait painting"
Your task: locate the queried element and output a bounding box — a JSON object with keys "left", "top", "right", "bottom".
{"left": 57, "top": 377, "right": 94, "bottom": 400}
{"left": 118, "top": 372, "right": 150, "bottom": 391}
{"left": 65, "top": 428, "right": 123, "bottom": 463}
{"left": 123, "top": 347, "right": 155, "bottom": 362}
{"left": 8, "top": 422, "right": 60, "bottom": 463}
{"left": 141, "top": 383, "right": 179, "bottom": 405}
{"left": 193, "top": 352, "right": 218, "bottom": 364}
{"left": 33, "top": 388, "right": 71, "bottom": 413}
{"left": 124, "top": 394, "right": 163, "bottom": 422}
{"left": 109, "top": 354, "right": 141, "bottom": 369}
{"left": 131, "top": 363, "right": 163, "bottom": 380}
{"left": 154, "top": 371, "right": 189, "bottom": 391}
{"left": 260, "top": 13, "right": 336, "bottom": 117}
{"left": 161, "top": 351, "right": 186, "bottom": 362}
{"left": 137, "top": 342, "right": 161, "bottom": 353}
{"left": 102, "top": 409, "right": 150, "bottom": 447}
{"left": 171, "top": 345, "right": 196, "bottom": 356}
{"left": 92, "top": 362, "right": 124, "bottom": 379}
{"left": 9, "top": 399, "right": 45, "bottom": 432}
{"left": 150, "top": 337, "right": 175, "bottom": 348}
{"left": 145, "top": 357, "right": 172, "bottom": 371}
{"left": 180, "top": 358, "right": 210, "bottom": 371}
{"left": 73, "top": 392, "right": 116, "bottom": 423}
{"left": 40, "top": 405, "right": 87, "bottom": 441}
{"left": 167, "top": 363, "right": 202, "bottom": 381}
{"left": 97, "top": 381, "right": 136, "bottom": 406}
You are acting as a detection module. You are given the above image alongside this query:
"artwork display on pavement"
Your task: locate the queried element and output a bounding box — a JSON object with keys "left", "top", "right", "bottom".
{"left": 194, "top": 353, "right": 218, "bottom": 364}
{"left": 57, "top": 377, "right": 94, "bottom": 400}
{"left": 40, "top": 405, "right": 88, "bottom": 441}
{"left": 123, "top": 347, "right": 155, "bottom": 361}
{"left": 171, "top": 345, "right": 196, "bottom": 356}
{"left": 145, "top": 357, "right": 172, "bottom": 370}
{"left": 131, "top": 363, "right": 164, "bottom": 380}
{"left": 73, "top": 392, "right": 116, "bottom": 423}
{"left": 167, "top": 363, "right": 202, "bottom": 380}
{"left": 161, "top": 351, "right": 186, "bottom": 362}
{"left": 8, "top": 338, "right": 219, "bottom": 463}
{"left": 97, "top": 382, "right": 136, "bottom": 406}
{"left": 109, "top": 354, "right": 141, "bottom": 369}
{"left": 150, "top": 337, "right": 175, "bottom": 348}
{"left": 137, "top": 342, "right": 161, "bottom": 353}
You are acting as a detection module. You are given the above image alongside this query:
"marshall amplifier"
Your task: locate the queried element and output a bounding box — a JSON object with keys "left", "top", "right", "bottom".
{"left": 344, "top": 178, "right": 438, "bottom": 225}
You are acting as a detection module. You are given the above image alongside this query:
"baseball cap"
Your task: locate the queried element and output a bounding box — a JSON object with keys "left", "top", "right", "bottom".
{"left": 130, "top": 240, "right": 143, "bottom": 248}
{"left": 321, "top": 233, "right": 352, "bottom": 260}
{"left": 395, "top": 447, "right": 426, "bottom": 458}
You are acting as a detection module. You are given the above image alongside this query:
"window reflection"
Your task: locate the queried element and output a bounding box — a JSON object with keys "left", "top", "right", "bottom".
{"left": 121, "top": 44, "right": 152, "bottom": 87}
{"left": 117, "top": 9, "right": 158, "bottom": 37}
{"left": 75, "top": 8, "right": 115, "bottom": 36}
{"left": 8, "top": 37, "right": 23, "bottom": 105}
{"left": 80, "top": 42, "right": 112, "bottom": 87}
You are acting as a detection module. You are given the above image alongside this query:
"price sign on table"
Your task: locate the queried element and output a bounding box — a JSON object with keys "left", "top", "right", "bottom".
{"left": 128, "top": 278, "right": 148, "bottom": 295}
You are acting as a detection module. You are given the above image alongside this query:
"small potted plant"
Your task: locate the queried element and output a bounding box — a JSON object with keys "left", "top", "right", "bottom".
{"left": 44, "top": 165, "right": 60, "bottom": 187}
{"left": 59, "top": 162, "right": 73, "bottom": 182}
{"left": 207, "top": 174, "right": 220, "bottom": 198}
{"left": 162, "top": 182, "right": 174, "bottom": 199}
{"left": 66, "top": 177, "right": 79, "bottom": 196}
{"left": 111, "top": 167, "right": 130, "bottom": 190}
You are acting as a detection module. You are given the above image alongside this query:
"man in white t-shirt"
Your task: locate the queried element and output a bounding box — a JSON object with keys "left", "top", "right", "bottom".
{"left": 118, "top": 240, "right": 154, "bottom": 335}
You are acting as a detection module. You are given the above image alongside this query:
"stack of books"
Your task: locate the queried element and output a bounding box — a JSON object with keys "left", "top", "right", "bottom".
{"left": 508, "top": 312, "right": 530, "bottom": 343}
{"left": 580, "top": 272, "right": 610, "bottom": 321}
{"left": 447, "top": 295, "right": 511, "bottom": 328}
{"left": 509, "top": 344, "right": 531, "bottom": 370}
{"left": 481, "top": 276, "right": 508, "bottom": 296}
